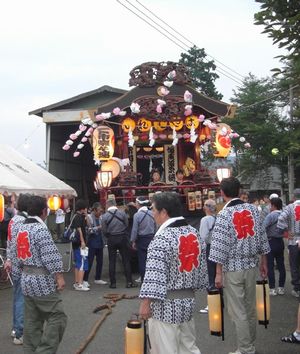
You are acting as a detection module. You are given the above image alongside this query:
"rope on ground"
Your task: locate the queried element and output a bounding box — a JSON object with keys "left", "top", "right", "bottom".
{"left": 74, "top": 292, "right": 139, "bottom": 354}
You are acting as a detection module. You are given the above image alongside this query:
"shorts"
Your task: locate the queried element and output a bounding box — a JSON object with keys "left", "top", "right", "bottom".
{"left": 73, "top": 248, "right": 89, "bottom": 271}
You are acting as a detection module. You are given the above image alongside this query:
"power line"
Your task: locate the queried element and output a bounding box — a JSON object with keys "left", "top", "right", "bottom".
{"left": 135, "top": 0, "right": 245, "bottom": 80}
{"left": 238, "top": 84, "right": 299, "bottom": 110}
{"left": 15, "top": 123, "right": 43, "bottom": 150}
{"left": 117, "top": 0, "right": 244, "bottom": 86}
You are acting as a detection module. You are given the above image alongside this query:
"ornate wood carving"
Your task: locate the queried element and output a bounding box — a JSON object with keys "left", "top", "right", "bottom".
{"left": 129, "top": 61, "right": 191, "bottom": 87}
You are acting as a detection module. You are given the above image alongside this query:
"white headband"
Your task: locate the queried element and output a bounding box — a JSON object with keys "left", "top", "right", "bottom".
{"left": 136, "top": 197, "right": 150, "bottom": 205}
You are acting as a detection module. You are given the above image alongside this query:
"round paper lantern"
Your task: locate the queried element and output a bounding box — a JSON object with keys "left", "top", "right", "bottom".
{"left": 153, "top": 121, "right": 168, "bottom": 132}
{"left": 137, "top": 118, "right": 152, "bottom": 132}
{"left": 214, "top": 123, "right": 232, "bottom": 158}
{"left": 47, "top": 196, "right": 61, "bottom": 211}
{"left": 61, "top": 198, "right": 69, "bottom": 211}
{"left": 0, "top": 194, "right": 4, "bottom": 222}
{"left": 92, "top": 125, "right": 115, "bottom": 161}
{"left": 122, "top": 118, "right": 136, "bottom": 133}
{"left": 185, "top": 115, "right": 200, "bottom": 129}
{"left": 169, "top": 120, "right": 184, "bottom": 131}
{"left": 101, "top": 159, "right": 121, "bottom": 179}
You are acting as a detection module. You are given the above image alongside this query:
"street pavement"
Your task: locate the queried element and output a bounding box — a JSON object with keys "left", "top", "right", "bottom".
{"left": 0, "top": 244, "right": 299, "bottom": 354}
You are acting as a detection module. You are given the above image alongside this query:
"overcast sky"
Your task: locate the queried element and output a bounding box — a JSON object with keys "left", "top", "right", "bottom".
{"left": 0, "top": 0, "right": 281, "bottom": 164}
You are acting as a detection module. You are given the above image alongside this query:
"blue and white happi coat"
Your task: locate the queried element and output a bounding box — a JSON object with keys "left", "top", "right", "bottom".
{"left": 140, "top": 217, "right": 207, "bottom": 324}
{"left": 209, "top": 199, "right": 270, "bottom": 272}
{"left": 14, "top": 216, "right": 64, "bottom": 297}
{"left": 277, "top": 200, "right": 300, "bottom": 245}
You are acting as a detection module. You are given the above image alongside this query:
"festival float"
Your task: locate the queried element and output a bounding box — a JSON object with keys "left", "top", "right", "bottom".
{"left": 61, "top": 61, "right": 250, "bottom": 217}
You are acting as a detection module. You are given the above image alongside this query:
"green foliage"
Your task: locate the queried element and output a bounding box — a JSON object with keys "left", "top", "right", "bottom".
{"left": 179, "top": 46, "right": 223, "bottom": 100}
{"left": 225, "top": 74, "right": 289, "bottom": 179}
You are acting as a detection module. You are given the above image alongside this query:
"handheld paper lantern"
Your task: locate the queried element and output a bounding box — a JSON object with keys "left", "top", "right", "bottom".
{"left": 256, "top": 280, "right": 270, "bottom": 328}
{"left": 214, "top": 123, "right": 232, "bottom": 158}
{"left": 47, "top": 195, "right": 61, "bottom": 211}
{"left": 125, "top": 319, "right": 144, "bottom": 354}
{"left": 0, "top": 194, "right": 4, "bottom": 222}
{"left": 185, "top": 115, "right": 199, "bottom": 129}
{"left": 122, "top": 118, "right": 136, "bottom": 133}
{"left": 92, "top": 126, "right": 115, "bottom": 162}
{"left": 137, "top": 118, "right": 152, "bottom": 132}
{"left": 207, "top": 289, "right": 224, "bottom": 339}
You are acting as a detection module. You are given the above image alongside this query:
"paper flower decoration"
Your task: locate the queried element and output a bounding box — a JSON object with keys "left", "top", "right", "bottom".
{"left": 75, "top": 130, "right": 82, "bottom": 136}
{"left": 157, "top": 99, "right": 166, "bottom": 106}
{"left": 73, "top": 151, "right": 80, "bottom": 157}
{"left": 77, "top": 144, "right": 84, "bottom": 149}
{"left": 167, "top": 70, "right": 176, "bottom": 80}
{"left": 69, "top": 134, "right": 78, "bottom": 140}
{"left": 198, "top": 114, "right": 205, "bottom": 122}
{"left": 184, "top": 105, "right": 192, "bottom": 116}
{"left": 119, "top": 110, "right": 127, "bottom": 116}
{"left": 66, "top": 140, "right": 73, "bottom": 146}
{"left": 113, "top": 107, "right": 121, "bottom": 115}
{"left": 81, "top": 137, "right": 88, "bottom": 142}
{"left": 79, "top": 124, "right": 87, "bottom": 131}
{"left": 184, "top": 90, "right": 193, "bottom": 103}
{"left": 163, "top": 80, "right": 173, "bottom": 88}
{"left": 130, "top": 102, "right": 141, "bottom": 114}
{"left": 82, "top": 118, "right": 93, "bottom": 125}
{"left": 190, "top": 123, "right": 198, "bottom": 143}
{"left": 244, "top": 143, "right": 251, "bottom": 148}
{"left": 92, "top": 123, "right": 98, "bottom": 129}
{"left": 239, "top": 137, "right": 246, "bottom": 143}
{"left": 62, "top": 145, "right": 70, "bottom": 151}
{"left": 156, "top": 105, "right": 162, "bottom": 113}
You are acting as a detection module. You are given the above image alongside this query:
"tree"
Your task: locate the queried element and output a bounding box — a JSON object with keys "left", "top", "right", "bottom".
{"left": 224, "top": 74, "right": 290, "bottom": 189}
{"left": 254, "top": 1, "right": 300, "bottom": 66}
{"left": 179, "top": 46, "right": 223, "bottom": 100}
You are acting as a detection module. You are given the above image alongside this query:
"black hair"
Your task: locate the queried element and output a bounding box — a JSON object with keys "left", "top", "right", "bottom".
{"left": 16, "top": 194, "right": 32, "bottom": 213}
{"left": 270, "top": 197, "right": 283, "bottom": 210}
{"left": 152, "top": 192, "right": 182, "bottom": 217}
{"left": 220, "top": 177, "right": 241, "bottom": 198}
{"left": 27, "top": 196, "right": 47, "bottom": 217}
{"left": 176, "top": 169, "right": 184, "bottom": 175}
{"left": 91, "top": 202, "right": 102, "bottom": 211}
{"left": 75, "top": 199, "right": 88, "bottom": 211}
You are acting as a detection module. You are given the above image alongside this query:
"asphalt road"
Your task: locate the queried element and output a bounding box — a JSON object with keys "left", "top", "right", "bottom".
{"left": 0, "top": 244, "right": 299, "bottom": 354}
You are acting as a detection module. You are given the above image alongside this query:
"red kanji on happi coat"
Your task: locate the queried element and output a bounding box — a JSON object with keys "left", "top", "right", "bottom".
{"left": 7, "top": 219, "right": 13, "bottom": 241}
{"left": 17, "top": 231, "right": 32, "bottom": 260}
{"left": 295, "top": 205, "right": 300, "bottom": 222}
{"left": 233, "top": 210, "right": 255, "bottom": 240}
{"left": 178, "top": 233, "right": 200, "bottom": 272}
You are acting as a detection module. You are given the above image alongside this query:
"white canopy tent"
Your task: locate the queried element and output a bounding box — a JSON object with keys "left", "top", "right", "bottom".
{"left": 0, "top": 145, "right": 77, "bottom": 197}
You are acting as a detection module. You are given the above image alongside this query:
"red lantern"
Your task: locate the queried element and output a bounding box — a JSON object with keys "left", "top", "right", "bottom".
{"left": 61, "top": 198, "right": 69, "bottom": 211}
{"left": 0, "top": 194, "right": 4, "bottom": 222}
{"left": 47, "top": 195, "right": 61, "bottom": 211}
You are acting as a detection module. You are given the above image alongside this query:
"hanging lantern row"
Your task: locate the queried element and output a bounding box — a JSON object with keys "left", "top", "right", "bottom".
{"left": 62, "top": 67, "right": 251, "bottom": 159}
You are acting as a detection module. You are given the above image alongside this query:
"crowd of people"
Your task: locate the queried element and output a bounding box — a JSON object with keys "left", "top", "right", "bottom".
{"left": 1, "top": 178, "right": 300, "bottom": 353}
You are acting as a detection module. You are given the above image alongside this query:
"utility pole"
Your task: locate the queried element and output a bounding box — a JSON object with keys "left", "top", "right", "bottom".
{"left": 288, "top": 84, "right": 294, "bottom": 201}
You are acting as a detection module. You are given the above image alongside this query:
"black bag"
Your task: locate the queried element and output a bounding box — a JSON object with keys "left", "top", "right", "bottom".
{"left": 63, "top": 214, "right": 80, "bottom": 243}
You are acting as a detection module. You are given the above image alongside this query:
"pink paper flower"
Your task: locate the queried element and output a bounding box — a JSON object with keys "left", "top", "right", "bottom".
{"left": 244, "top": 142, "right": 251, "bottom": 148}
{"left": 156, "top": 105, "right": 162, "bottom": 113}
{"left": 113, "top": 107, "right": 121, "bottom": 115}
{"left": 73, "top": 151, "right": 80, "bottom": 157}
{"left": 69, "top": 133, "right": 78, "bottom": 140}
{"left": 184, "top": 90, "right": 193, "bottom": 103}
{"left": 198, "top": 114, "right": 205, "bottom": 122}
{"left": 167, "top": 70, "right": 176, "bottom": 80}
{"left": 79, "top": 124, "right": 87, "bottom": 131}
{"left": 62, "top": 145, "right": 70, "bottom": 151}
{"left": 87, "top": 127, "right": 94, "bottom": 134}
{"left": 81, "top": 137, "right": 88, "bottom": 142}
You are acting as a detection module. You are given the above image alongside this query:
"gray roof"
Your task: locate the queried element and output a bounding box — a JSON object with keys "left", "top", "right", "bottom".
{"left": 29, "top": 85, "right": 127, "bottom": 117}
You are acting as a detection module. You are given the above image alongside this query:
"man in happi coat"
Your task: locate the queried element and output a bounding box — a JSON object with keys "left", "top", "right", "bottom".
{"left": 15, "top": 196, "right": 67, "bottom": 354}
{"left": 209, "top": 177, "right": 269, "bottom": 354}
{"left": 139, "top": 192, "right": 207, "bottom": 354}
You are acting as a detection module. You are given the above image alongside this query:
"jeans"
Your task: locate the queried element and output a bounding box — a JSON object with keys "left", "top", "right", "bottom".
{"left": 83, "top": 247, "right": 104, "bottom": 281}
{"left": 288, "top": 244, "right": 300, "bottom": 291}
{"left": 267, "top": 238, "right": 286, "bottom": 289}
{"left": 13, "top": 276, "right": 24, "bottom": 338}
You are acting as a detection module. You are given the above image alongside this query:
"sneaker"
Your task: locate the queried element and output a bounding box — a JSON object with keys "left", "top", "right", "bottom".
{"left": 199, "top": 306, "right": 209, "bottom": 314}
{"left": 269, "top": 288, "right": 277, "bottom": 296}
{"left": 13, "top": 336, "right": 23, "bottom": 345}
{"left": 228, "top": 351, "right": 242, "bottom": 354}
{"left": 74, "top": 283, "right": 90, "bottom": 291}
{"left": 277, "top": 287, "right": 285, "bottom": 295}
{"left": 94, "top": 279, "right": 107, "bottom": 285}
{"left": 11, "top": 330, "right": 16, "bottom": 338}
{"left": 291, "top": 290, "right": 300, "bottom": 298}
{"left": 135, "top": 277, "right": 142, "bottom": 283}
{"left": 82, "top": 281, "right": 90, "bottom": 288}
